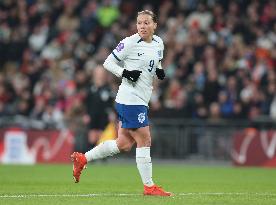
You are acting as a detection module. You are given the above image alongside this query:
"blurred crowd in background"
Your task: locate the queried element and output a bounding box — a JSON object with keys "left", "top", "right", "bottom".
{"left": 0, "top": 0, "right": 275, "bottom": 141}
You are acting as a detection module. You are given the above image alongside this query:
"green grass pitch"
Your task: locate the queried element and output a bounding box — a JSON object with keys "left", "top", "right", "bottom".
{"left": 0, "top": 161, "right": 276, "bottom": 205}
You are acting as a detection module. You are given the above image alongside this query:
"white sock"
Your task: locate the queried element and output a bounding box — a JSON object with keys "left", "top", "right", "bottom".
{"left": 136, "top": 147, "right": 154, "bottom": 187}
{"left": 85, "top": 140, "right": 120, "bottom": 161}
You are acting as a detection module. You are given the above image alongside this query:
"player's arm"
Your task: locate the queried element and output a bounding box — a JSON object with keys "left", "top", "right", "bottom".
{"left": 155, "top": 41, "right": 165, "bottom": 80}
{"left": 156, "top": 61, "right": 165, "bottom": 80}
{"left": 103, "top": 39, "right": 141, "bottom": 82}
{"left": 103, "top": 54, "right": 124, "bottom": 77}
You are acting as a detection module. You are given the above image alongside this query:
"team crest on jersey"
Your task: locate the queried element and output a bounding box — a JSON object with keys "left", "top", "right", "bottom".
{"left": 138, "top": 112, "right": 146, "bottom": 123}
{"left": 158, "top": 50, "right": 162, "bottom": 57}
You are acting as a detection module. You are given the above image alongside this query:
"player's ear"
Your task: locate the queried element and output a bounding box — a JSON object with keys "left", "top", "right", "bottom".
{"left": 153, "top": 23, "right": 157, "bottom": 30}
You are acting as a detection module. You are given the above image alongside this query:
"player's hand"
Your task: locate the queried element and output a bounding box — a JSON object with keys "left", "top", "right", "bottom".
{"left": 156, "top": 68, "right": 165, "bottom": 80}
{"left": 122, "top": 69, "right": 142, "bottom": 82}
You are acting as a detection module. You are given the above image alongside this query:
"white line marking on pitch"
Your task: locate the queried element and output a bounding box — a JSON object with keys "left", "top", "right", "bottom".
{"left": 0, "top": 194, "right": 139, "bottom": 198}
{"left": 179, "top": 193, "right": 276, "bottom": 196}
{"left": 0, "top": 193, "right": 276, "bottom": 198}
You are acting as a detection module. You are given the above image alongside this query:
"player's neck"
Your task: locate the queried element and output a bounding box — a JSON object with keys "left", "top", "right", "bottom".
{"left": 143, "top": 36, "right": 153, "bottom": 43}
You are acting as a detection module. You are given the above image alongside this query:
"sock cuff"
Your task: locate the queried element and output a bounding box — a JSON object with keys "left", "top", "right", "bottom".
{"left": 107, "top": 140, "right": 120, "bottom": 154}
{"left": 136, "top": 147, "right": 150, "bottom": 158}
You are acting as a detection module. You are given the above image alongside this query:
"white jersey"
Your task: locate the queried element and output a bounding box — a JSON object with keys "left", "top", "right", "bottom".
{"left": 109, "top": 33, "right": 164, "bottom": 106}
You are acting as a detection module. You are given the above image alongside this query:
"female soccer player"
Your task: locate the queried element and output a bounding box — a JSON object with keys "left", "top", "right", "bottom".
{"left": 71, "top": 10, "right": 172, "bottom": 197}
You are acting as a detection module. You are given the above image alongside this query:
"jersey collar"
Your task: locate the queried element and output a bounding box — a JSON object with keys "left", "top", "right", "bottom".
{"left": 137, "top": 37, "right": 158, "bottom": 43}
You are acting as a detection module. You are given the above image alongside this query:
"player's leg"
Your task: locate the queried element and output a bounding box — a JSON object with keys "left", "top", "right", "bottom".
{"left": 85, "top": 121, "right": 135, "bottom": 161}
{"left": 129, "top": 126, "right": 172, "bottom": 196}
{"left": 116, "top": 123, "right": 136, "bottom": 152}
{"left": 129, "top": 126, "right": 153, "bottom": 186}
{"left": 71, "top": 121, "right": 134, "bottom": 183}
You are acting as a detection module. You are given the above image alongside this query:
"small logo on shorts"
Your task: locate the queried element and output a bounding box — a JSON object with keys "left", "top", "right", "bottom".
{"left": 138, "top": 113, "right": 146, "bottom": 123}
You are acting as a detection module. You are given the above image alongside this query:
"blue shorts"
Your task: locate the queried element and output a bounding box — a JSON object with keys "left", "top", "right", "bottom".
{"left": 115, "top": 103, "right": 149, "bottom": 129}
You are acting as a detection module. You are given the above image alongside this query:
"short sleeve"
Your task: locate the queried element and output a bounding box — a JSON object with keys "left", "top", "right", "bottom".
{"left": 111, "top": 37, "right": 131, "bottom": 62}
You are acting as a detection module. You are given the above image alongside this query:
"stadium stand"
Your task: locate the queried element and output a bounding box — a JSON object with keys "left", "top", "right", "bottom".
{"left": 0, "top": 0, "right": 275, "bottom": 129}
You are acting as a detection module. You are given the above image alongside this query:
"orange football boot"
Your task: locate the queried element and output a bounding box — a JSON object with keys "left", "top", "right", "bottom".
{"left": 143, "top": 185, "right": 172, "bottom": 196}
{"left": 71, "top": 152, "right": 87, "bottom": 183}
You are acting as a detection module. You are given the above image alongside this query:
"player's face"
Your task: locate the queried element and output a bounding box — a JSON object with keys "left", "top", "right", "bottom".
{"left": 137, "top": 14, "right": 157, "bottom": 42}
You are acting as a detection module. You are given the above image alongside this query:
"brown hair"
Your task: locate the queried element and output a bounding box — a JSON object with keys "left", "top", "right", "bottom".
{"left": 137, "top": 10, "right": 157, "bottom": 23}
